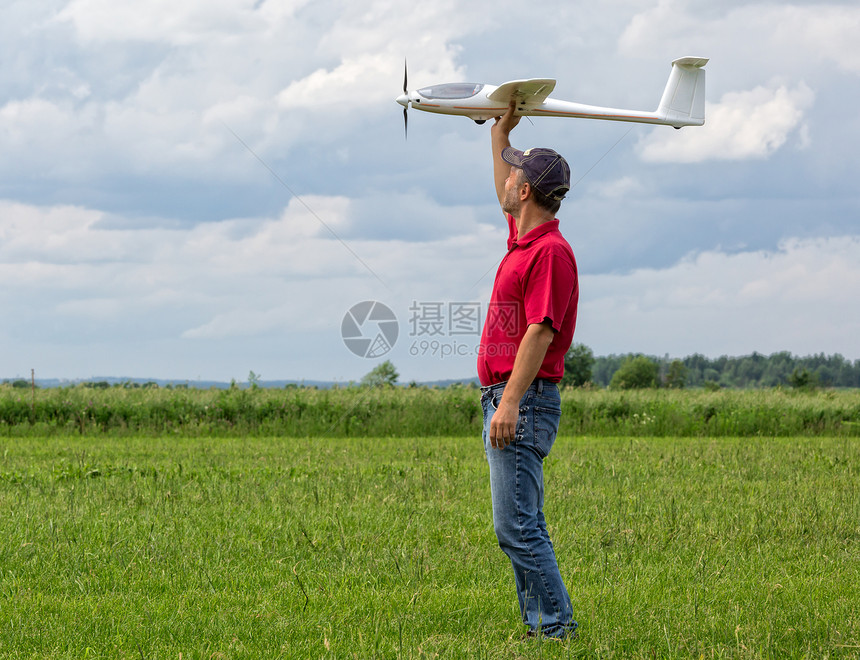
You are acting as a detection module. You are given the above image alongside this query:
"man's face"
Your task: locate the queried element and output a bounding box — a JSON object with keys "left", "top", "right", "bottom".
{"left": 502, "top": 166, "right": 525, "bottom": 217}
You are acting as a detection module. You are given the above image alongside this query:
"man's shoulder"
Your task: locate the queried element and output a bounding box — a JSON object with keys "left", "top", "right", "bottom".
{"left": 539, "top": 226, "right": 576, "bottom": 261}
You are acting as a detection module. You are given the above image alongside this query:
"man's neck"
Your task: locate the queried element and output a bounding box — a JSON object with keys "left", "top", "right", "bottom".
{"left": 513, "top": 205, "right": 555, "bottom": 239}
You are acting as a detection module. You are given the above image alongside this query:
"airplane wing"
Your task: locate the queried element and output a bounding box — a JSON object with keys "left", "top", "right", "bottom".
{"left": 487, "top": 78, "right": 556, "bottom": 104}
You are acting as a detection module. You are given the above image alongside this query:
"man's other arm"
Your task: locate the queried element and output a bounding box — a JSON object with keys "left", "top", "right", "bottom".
{"left": 488, "top": 320, "right": 555, "bottom": 449}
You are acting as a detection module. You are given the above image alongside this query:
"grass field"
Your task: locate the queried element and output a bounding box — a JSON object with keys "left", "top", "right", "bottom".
{"left": 2, "top": 385, "right": 859, "bottom": 437}
{"left": 2, "top": 434, "right": 858, "bottom": 658}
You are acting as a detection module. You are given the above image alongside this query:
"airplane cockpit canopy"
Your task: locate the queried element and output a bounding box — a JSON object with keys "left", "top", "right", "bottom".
{"left": 417, "top": 83, "right": 484, "bottom": 100}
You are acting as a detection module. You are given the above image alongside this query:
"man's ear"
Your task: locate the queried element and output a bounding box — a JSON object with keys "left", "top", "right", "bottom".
{"left": 519, "top": 181, "right": 531, "bottom": 201}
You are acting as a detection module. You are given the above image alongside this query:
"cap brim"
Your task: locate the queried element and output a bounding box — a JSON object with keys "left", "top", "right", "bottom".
{"left": 501, "top": 147, "right": 524, "bottom": 168}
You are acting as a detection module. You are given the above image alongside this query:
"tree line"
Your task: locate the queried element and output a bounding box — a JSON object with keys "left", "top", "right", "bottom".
{"left": 5, "top": 349, "right": 858, "bottom": 393}
{"left": 563, "top": 346, "right": 860, "bottom": 389}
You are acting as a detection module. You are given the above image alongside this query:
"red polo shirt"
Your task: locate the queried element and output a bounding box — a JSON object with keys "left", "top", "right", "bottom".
{"left": 477, "top": 214, "right": 578, "bottom": 386}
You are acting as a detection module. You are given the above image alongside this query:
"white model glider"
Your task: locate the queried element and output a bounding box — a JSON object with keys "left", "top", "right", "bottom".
{"left": 396, "top": 57, "right": 708, "bottom": 135}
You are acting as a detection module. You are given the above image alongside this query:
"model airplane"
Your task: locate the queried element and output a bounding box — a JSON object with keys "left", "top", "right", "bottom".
{"left": 396, "top": 57, "right": 708, "bottom": 135}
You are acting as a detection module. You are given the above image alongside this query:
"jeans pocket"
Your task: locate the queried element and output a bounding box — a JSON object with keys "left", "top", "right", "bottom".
{"left": 533, "top": 405, "right": 561, "bottom": 458}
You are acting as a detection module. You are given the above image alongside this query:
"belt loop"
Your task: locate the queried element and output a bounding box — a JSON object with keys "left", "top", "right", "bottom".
{"left": 536, "top": 378, "right": 544, "bottom": 394}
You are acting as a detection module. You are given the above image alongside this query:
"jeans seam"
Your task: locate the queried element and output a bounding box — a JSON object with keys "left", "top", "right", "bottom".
{"left": 514, "top": 441, "right": 562, "bottom": 625}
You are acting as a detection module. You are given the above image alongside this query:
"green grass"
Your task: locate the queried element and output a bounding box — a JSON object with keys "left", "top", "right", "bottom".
{"left": 1, "top": 435, "right": 858, "bottom": 658}
{"left": 2, "top": 385, "right": 859, "bottom": 437}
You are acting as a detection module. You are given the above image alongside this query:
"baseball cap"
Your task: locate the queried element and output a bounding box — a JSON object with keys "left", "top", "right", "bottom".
{"left": 501, "top": 147, "right": 571, "bottom": 201}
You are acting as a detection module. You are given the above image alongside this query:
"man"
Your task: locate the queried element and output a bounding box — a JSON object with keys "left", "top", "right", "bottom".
{"left": 477, "top": 100, "right": 579, "bottom": 639}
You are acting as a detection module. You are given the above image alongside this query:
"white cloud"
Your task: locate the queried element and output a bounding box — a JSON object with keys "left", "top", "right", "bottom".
{"left": 1, "top": 0, "right": 478, "bottom": 183}
{"left": 5, "top": 197, "right": 859, "bottom": 379}
{"left": 578, "top": 235, "right": 860, "bottom": 358}
{"left": 57, "top": 0, "right": 280, "bottom": 45}
{"left": 620, "top": 2, "right": 860, "bottom": 77}
{"left": 767, "top": 4, "right": 860, "bottom": 75}
{"left": 589, "top": 176, "right": 647, "bottom": 199}
{"left": 637, "top": 82, "right": 814, "bottom": 162}
{"left": 277, "top": 55, "right": 407, "bottom": 111}
{"left": 181, "top": 305, "right": 311, "bottom": 340}
{"left": 0, "top": 196, "right": 499, "bottom": 338}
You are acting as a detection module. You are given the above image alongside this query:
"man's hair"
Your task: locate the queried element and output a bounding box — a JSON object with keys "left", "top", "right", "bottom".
{"left": 516, "top": 168, "right": 562, "bottom": 216}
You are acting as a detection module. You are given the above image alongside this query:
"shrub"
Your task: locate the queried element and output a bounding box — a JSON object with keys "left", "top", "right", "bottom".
{"left": 610, "top": 356, "right": 660, "bottom": 389}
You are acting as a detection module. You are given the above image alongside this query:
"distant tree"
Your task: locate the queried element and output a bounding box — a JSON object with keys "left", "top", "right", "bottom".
{"left": 664, "top": 360, "right": 688, "bottom": 389}
{"left": 761, "top": 352, "right": 793, "bottom": 387}
{"left": 788, "top": 367, "right": 818, "bottom": 390}
{"left": 85, "top": 381, "right": 110, "bottom": 389}
{"left": 561, "top": 343, "right": 595, "bottom": 387}
{"left": 610, "top": 356, "right": 660, "bottom": 389}
{"left": 735, "top": 351, "right": 767, "bottom": 387}
{"left": 248, "top": 370, "right": 262, "bottom": 389}
{"left": 592, "top": 354, "right": 629, "bottom": 387}
{"left": 683, "top": 353, "right": 710, "bottom": 387}
{"left": 588, "top": 350, "right": 860, "bottom": 389}
{"left": 815, "top": 365, "right": 834, "bottom": 387}
{"left": 703, "top": 368, "right": 721, "bottom": 386}
{"left": 361, "top": 360, "right": 399, "bottom": 388}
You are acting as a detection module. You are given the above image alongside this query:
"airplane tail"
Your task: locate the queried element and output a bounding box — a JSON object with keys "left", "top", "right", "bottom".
{"left": 656, "top": 56, "right": 708, "bottom": 127}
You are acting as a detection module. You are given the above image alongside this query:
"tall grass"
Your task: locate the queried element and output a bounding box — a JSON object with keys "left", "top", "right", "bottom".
{"left": 1, "top": 384, "right": 858, "bottom": 437}
{"left": 559, "top": 388, "right": 860, "bottom": 437}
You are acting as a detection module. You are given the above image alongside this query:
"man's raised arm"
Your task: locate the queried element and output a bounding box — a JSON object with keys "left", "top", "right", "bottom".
{"left": 490, "top": 99, "right": 521, "bottom": 208}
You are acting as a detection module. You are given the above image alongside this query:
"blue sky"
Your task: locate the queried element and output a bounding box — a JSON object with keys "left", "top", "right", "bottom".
{"left": 1, "top": 0, "right": 858, "bottom": 383}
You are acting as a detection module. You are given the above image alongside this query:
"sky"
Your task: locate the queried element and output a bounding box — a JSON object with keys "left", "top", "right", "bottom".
{"left": 1, "top": 0, "right": 859, "bottom": 384}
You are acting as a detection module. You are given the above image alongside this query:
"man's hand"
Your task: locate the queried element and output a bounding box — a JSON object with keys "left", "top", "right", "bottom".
{"left": 492, "top": 98, "right": 521, "bottom": 137}
{"left": 489, "top": 398, "right": 519, "bottom": 449}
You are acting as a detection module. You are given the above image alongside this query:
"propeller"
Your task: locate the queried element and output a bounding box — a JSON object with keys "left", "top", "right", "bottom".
{"left": 402, "top": 60, "right": 408, "bottom": 139}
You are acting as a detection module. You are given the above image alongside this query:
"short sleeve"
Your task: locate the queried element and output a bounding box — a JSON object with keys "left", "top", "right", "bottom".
{"left": 522, "top": 249, "right": 577, "bottom": 332}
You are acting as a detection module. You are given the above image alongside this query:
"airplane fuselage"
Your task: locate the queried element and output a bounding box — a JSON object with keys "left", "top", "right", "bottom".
{"left": 395, "top": 57, "right": 708, "bottom": 129}
{"left": 401, "top": 89, "right": 702, "bottom": 127}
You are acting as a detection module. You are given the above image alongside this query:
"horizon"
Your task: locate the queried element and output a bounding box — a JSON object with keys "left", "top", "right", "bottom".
{"left": 6, "top": 347, "right": 857, "bottom": 388}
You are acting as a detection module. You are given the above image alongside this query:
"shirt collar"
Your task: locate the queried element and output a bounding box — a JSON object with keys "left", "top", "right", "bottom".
{"left": 510, "top": 219, "right": 560, "bottom": 249}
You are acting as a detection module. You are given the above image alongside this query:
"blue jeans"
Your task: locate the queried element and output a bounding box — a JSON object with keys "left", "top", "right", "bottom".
{"left": 480, "top": 379, "right": 577, "bottom": 638}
